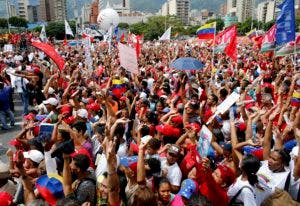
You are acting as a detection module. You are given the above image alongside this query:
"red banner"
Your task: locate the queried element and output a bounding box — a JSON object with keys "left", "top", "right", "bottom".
{"left": 215, "top": 25, "right": 237, "bottom": 61}
{"left": 31, "top": 41, "right": 65, "bottom": 70}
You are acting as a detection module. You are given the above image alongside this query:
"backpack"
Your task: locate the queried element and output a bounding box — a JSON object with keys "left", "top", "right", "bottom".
{"left": 261, "top": 172, "right": 300, "bottom": 206}
{"left": 228, "top": 186, "right": 254, "bottom": 206}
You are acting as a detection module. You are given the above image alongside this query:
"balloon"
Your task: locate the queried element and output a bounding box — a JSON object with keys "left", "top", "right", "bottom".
{"left": 97, "top": 8, "right": 120, "bottom": 31}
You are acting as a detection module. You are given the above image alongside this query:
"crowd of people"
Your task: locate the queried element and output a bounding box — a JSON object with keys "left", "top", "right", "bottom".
{"left": 0, "top": 31, "right": 299, "bottom": 206}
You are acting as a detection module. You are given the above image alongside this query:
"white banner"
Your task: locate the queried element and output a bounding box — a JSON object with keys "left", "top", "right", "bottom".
{"left": 118, "top": 43, "right": 138, "bottom": 74}
{"left": 3, "top": 44, "right": 13, "bottom": 52}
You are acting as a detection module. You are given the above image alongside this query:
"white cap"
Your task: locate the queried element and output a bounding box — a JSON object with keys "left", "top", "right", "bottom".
{"left": 139, "top": 92, "right": 147, "bottom": 99}
{"left": 77, "top": 109, "right": 88, "bottom": 119}
{"left": 43, "top": 98, "right": 58, "bottom": 106}
{"left": 290, "top": 146, "right": 299, "bottom": 159}
{"left": 23, "top": 150, "right": 44, "bottom": 164}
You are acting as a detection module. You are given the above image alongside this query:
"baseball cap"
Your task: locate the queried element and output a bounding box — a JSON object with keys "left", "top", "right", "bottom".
{"left": 86, "top": 103, "right": 100, "bottom": 111}
{"left": 178, "top": 179, "right": 197, "bottom": 200}
{"left": 77, "top": 109, "right": 88, "bottom": 119}
{"left": 60, "top": 105, "right": 72, "bottom": 115}
{"left": 23, "top": 150, "right": 44, "bottom": 164}
{"left": 185, "top": 123, "right": 201, "bottom": 133}
{"left": 156, "top": 124, "right": 182, "bottom": 138}
{"left": 0, "top": 161, "right": 10, "bottom": 179}
{"left": 9, "top": 139, "right": 22, "bottom": 147}
{"left": 36, "top": 174, "right": 64, "bottom": 206}
{"left": 119, "top": 156, "right": 138, "bottom": 174}
{"left": 24, "top": 112, "right": 35, "bottom": 121}
{"left": 0, "top": 192, "right": 13, "bottom": 206}
{"left": 43, "top": 98, "right": 58, "bottom": 106}
{"left": 217, "top": 164, "right": 235, "bottom": 187}
{"left": 171, "top": 115, "right": 183, "bottom": 125}
{"left": 168, "top": 144, "right": 181, "bottom": 157}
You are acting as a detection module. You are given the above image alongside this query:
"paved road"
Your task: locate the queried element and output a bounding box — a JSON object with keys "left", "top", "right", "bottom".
{"left": 0, "top": 93, "right": 23, "bottom": 163}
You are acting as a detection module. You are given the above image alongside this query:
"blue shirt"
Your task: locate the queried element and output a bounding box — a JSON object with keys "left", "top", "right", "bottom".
{"left": 0, "top": 86, "right": 12, "bottom": 111}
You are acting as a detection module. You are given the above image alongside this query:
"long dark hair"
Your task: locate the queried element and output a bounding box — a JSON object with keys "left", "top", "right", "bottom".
{"left": 241, "top": 154, "right": 260, "bottom": 186}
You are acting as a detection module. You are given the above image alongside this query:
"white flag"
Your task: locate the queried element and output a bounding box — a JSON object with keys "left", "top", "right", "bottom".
{"left": 65, "top": 20, "right": 74, "bottom": 37}
{"left": 40, "top": 25, "right": 47, "bottom": 42}
{"left": 159, "top": 27, "right": 171, "bottom": 41}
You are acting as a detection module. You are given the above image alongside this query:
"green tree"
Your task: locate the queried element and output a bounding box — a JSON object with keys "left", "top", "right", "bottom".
{"left": 9, "top": 16, "right": 28, "bottom": 28}
{"left": 46, "top": 21, "right": 76, "bottom": 40}
{"left": 0, "top": 18, "right": 8, "bottom": 28}
{"left": 296, "top": 16, "right": 300, "bottom": 32}
{"left": 206, "top": 18, "right": 224, "bottom": 32}
{"left": 263, "top": 20, "right": 275, "bottom": 31}
{"left": 185, "top": 25, "right": 199, "bottom": 35}
{"left": 118, "top": 22, "right": 129, "bottom": 29}
{"left": 237, "top": 18, "right": 264, "bottom": 35}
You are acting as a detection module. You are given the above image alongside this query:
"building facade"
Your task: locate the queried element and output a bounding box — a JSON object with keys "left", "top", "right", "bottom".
{"left": 257, "top": 1, "right": 275, "bottom": 23}
{"left": 227, "top": 0, "right": 237, "bottom": 14}
{"left": 236, "top": 0, "right": 254, "bottom": 22}
{"left": 54, "top": 0, "right": 67, "bottom": 21}
{"left": 18, "top": 0, "right": 29, "bottom": 20}
{"left": 89, "top": 0, "right": 99, "bottom": 24}
{"left": 160, "top": 0, "right": 190, "bottom": 25}
{"left": 39, "top": 0, "right": 66, "bottom": 21}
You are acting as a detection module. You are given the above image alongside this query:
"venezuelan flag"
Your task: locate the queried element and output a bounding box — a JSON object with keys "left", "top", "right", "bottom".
{"left": 111, "top": 79, "right": 126, "bottom": 99}
{"left": 196, "top": 22, "right": 216, "bottom": 39}
{"left": 291, "top": 90, "right": 300, "bottom": 107}
{"left": 246, "top": 29, "right": 257, "bottom": 39}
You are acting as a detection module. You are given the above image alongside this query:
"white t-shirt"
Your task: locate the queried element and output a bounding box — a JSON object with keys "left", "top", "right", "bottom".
{"left": 255, "top": 160, "right": 289, "bottom": 205}
{"left": 228, "top": 176, "right": 257, "bottom": 206}
{"left": 161, "top": 158, "right": 182, "bottom": 187}
{"left": 289, "top": 146, "right": 300, "bottom": 200}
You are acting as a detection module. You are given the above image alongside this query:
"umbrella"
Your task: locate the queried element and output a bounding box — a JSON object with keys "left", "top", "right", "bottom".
{"left": 170, "top": 57, "right": 204, "bottom": 70}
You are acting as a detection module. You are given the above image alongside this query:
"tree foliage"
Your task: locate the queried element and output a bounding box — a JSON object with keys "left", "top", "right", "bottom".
{"left": 237, "top": 18, "right": 264, "bottom": 35}
{"left": 0, "top": 18, "right": 8, "bottom": 28}
{"left": 118, "top": 22, "right": 129, "bottom": 29}
{"left": 9, "top": 16, "right": 28, "bottom": 28}
{"left": 206, "top": 18, "right": 224, "bottom": 32}
{"left": 46, "top": 21, "right": 76, "bottom": 40}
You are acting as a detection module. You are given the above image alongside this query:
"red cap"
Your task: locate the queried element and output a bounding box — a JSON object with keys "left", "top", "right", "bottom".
{"left": 171, "top": 115, "right": 183, "bottom": 125}
{"left": 251, "top": 149, "right": 264, "bottom": 161}
{"left": 63, "top": 116, "right": 75, "bottom": 125}
{"left": 130, "top": 143, "right": 139, "bottom": 154}
{"left": 33, "top": 126, "right": 40, "bottom": 137}
{"left": 156, "top": 124, "right": 181, "bottom": 137}
{"left": 0, "top": 192, "right": 13, "bottom": 206}
{"left": 71, "top": 148, "right": 94, "bottom": 168}
{"left": 217, "top": 165, "right": 236, "bottom": 187}
{"left": 129, "top": 162, "right": 138, "bottom": 174}
{"left": 237, "top": 123, "right": 247, "bottom": 132}
{"left": 60, "top": 106, "right": 72, "bottom": 115}
{"left": 86, "top": 103, "right": 100, "bottom": 111}
{"left": 185, "top": 123, "right": 201, "bottom": 133}
{"left": 24, "top": 113, "right": 35, "bottom": 121}
{"left": 9, "top": 139, "right": 22, "bottom": 147}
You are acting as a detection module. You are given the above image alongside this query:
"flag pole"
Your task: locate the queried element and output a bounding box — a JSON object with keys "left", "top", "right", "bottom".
{"left": 211, "top": 22, "right": 217, "bottom": 72}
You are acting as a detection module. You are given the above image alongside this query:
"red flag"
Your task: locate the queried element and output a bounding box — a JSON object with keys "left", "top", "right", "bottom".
{"left": 215, "top": 25, "right": 237, "bottom": 61}
{"left": 120, "top": 33, "right": 125, "bottom": 42}
{"left": 63, "top": 37, "right": 67, "bottom": 46}
{"left": 136, "top": 35, "right": 141, "bottom": 58}
{"left": 253, "top": 35, "right": 263, "bottom": 49}
{"left": 31, "top": 41, "right": 65, "bottom": 70}
{"left": 296, "top": 35, "right": 300, "bottom": 45}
